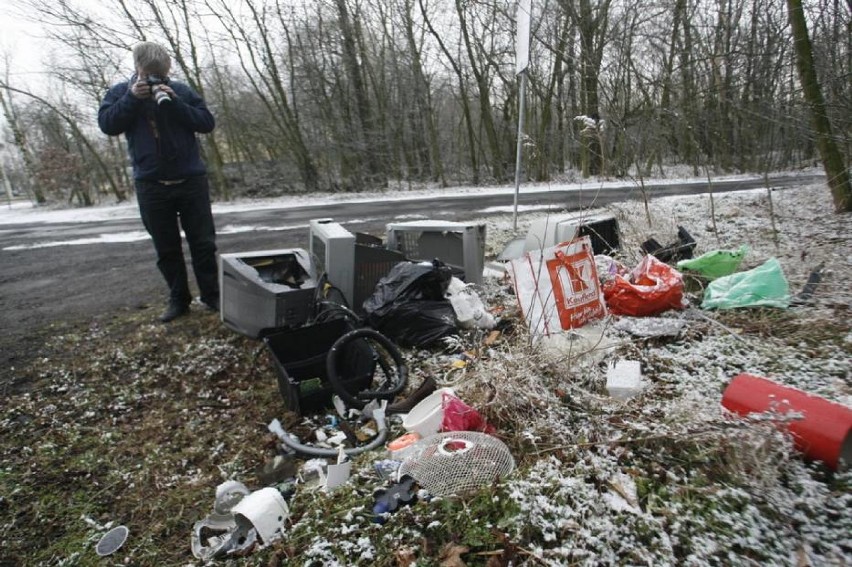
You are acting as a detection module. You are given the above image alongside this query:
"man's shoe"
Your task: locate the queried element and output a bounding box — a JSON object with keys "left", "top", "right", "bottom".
{"left": 198, "top": 296, "right": 219, "bottom": 312}
{"left": 160, "top": 302, "right": 190, "bottom": 323}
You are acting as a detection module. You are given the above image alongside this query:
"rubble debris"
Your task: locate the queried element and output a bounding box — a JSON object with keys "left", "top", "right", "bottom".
{"left": 538, "top": 320, "right": 623, "bottom": 369}
{"left": 613, "top": 316, "right": 687, "bottom": 338}
{"left": 268, "top": 409, "right": 389, "bottom": 458}
{"left": 256, "top": 454, "right": 298, "bottom": 486}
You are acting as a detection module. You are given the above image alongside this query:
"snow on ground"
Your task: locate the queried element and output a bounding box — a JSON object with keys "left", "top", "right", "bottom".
{"left": 289, "top": 178, "right": 851, "bottom": 566}
{"left": 3, "top": 171, "right": 849, "bottom": 564}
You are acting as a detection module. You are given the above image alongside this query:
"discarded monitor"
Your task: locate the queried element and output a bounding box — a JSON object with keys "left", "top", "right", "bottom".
{"left": 310, "top": 219, "right": 357, "bottom": 307}
{"left": 524, "top": 212, "right": 620, "bottom": 255}
{"left": 220, "top": 248, "right": 317, "bottom": 339}
{"left": 386, "top": 220, "right": 486, "bottom": 285}
{"left": 311, "top": 219, "right": 406, "bottom": 313}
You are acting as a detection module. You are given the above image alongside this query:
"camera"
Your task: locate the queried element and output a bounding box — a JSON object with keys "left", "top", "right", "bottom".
{"left": 145, "top": 75, "right": 171, "bottom": 105}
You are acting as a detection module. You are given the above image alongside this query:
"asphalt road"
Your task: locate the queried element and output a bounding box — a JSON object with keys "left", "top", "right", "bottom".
{"left": 0, "top": 173, "right": 821, "bottom": 383}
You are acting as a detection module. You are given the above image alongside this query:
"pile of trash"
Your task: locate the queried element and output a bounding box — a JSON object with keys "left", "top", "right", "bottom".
{"left": 187, "top": 215, "right": 850, "bottom": 562}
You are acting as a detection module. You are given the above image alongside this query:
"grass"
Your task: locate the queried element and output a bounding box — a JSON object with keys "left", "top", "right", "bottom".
{"left": 2, "top": 184, "right": 851, "bottom": 565}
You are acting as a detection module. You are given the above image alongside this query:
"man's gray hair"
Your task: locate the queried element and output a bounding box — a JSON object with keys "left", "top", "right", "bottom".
{"left": 133, "top": 42, "right": 171, "bottom": 75}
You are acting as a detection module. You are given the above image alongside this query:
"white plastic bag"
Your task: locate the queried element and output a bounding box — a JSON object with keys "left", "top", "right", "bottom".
{"left": 507, "top": 236, "right": 607, "bottom": 338}
{"left": 445, "top": 277, "right": 496, "bottom": 330}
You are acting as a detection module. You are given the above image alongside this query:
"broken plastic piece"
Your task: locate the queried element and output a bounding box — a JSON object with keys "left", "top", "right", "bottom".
{"left": 373, "top": 475, "right": 419, "bottom": 523}
{"left": 325, "top": 446, "right": 352, "bottom": 490}
{"left": 641, "top": 226, "right": 696, "bottom": 263}
{"left": 794, "top": 263, "right": 825, "bottom": 303}
{"left": 191, "top": 481, "right": 252, "bottom": 561}
{"left": 231, "top": 487, "right": 290, "bottom": 544}
{"left": 95, "top": 525, "right": 129, "bottom": 557}
{"left": 387, "top": 432, "right": 422, "bottom": 461}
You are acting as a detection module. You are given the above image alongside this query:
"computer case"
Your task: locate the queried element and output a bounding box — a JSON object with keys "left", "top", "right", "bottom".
{"left": 220, "top": 248, "right": 317, "bottom": 339}
{"left": 385, "top": 220, "right": 486, "bottom": 285}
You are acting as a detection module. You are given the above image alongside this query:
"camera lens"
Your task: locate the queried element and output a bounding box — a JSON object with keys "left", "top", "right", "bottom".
{"left": 153, "top": 88, "right": 171, "bottom": 105}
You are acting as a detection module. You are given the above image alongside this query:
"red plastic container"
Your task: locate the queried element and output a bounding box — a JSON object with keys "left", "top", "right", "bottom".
{"left": 721, "top": 373, "right": 852, "bottom": 470}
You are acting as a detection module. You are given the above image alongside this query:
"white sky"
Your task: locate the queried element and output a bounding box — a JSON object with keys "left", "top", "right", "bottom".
{"left": 0, "top": 5, "right": 50, "bottom": 88}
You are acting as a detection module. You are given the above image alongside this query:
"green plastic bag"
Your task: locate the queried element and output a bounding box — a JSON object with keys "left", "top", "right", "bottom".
{"left": 677, "top": 245, "right": 748, "bottom": 279}
{"left": 701, "top": 257, "right": 790, "bottom": 310}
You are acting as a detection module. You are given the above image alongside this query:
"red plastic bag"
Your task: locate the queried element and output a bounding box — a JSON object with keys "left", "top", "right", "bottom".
{"left": 441, "top": 393, "right": 495, "bottom": 434}
{"left": 602, "top": 255, "right": 685, "bottom": 316}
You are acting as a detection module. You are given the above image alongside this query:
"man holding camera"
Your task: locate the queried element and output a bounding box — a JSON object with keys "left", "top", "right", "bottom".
{"left": 98, "top": 42, "right": 219, "bottom": 323}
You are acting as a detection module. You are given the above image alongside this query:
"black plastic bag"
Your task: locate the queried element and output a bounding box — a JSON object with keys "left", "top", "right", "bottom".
{"left": 363, "top": 261, "right": 456, "bottom": 347}
{"left": 368, "top": 300, "right": 457, "bottom": 348}
{"left": 363, "top": 260, "right": 452, "bottom": 316}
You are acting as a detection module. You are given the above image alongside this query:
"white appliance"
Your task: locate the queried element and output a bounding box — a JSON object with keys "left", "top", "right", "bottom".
{"left": 524, "top": 213, "right": 620, "bottom": 255}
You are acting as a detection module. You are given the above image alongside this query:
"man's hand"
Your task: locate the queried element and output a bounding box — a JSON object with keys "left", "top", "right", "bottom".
{"left": 155, "top": 84, "right": 177, "bottom": 99}
{"left": 131, "top": 77, "right": 152, "bottom": 99}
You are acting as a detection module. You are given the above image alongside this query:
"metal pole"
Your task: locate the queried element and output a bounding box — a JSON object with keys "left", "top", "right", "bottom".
{"left": 512, "top": 70, "right": 527, "bottom": 231}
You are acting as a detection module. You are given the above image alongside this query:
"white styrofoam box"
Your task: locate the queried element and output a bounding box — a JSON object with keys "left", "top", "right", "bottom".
{"left": 606, "top": 360, "right": 644, "bottom": 400}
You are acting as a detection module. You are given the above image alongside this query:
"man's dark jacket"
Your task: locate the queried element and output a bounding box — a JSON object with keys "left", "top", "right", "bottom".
{"left": 98, "top": 77, "right": 214, "bottom": 181}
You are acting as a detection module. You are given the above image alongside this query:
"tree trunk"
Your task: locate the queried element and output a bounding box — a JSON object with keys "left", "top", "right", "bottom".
{"left": 786, "top": 0, "right": 852, "bottom": 211}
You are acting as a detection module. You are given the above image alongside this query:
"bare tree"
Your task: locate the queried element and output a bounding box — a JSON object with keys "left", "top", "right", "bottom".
{"left": 786, "top": 0, "right": 851, "bottom": 211}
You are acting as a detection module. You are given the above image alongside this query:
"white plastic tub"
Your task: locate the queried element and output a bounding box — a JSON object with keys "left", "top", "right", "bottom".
{"left": 402, "top": 387, "right": 455, "bottom": 437}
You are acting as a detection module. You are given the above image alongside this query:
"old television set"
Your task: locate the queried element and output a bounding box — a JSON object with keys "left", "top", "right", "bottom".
{"left": 524, "top": 213, "right": 620, "bottom": 255}
{"left": 310, "top": 219, "right": 357, "bottom": 307}
{"left": 385, "top": 220, "right": 486, "bottom": 285}
{"left": 310, "top": 219, "right": 406, "bottom": 313}
{"left": 220, "top": 248, "right": 317, "bottom": 339}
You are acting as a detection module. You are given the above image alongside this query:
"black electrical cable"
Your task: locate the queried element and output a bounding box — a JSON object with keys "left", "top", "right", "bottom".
{"left": 326, "top": 328, "right": 408, "bottom": 408}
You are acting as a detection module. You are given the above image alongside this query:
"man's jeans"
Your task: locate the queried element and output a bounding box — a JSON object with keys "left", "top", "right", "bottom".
{"left": 136, "top": 176, "right": 219, "bottom": 307}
